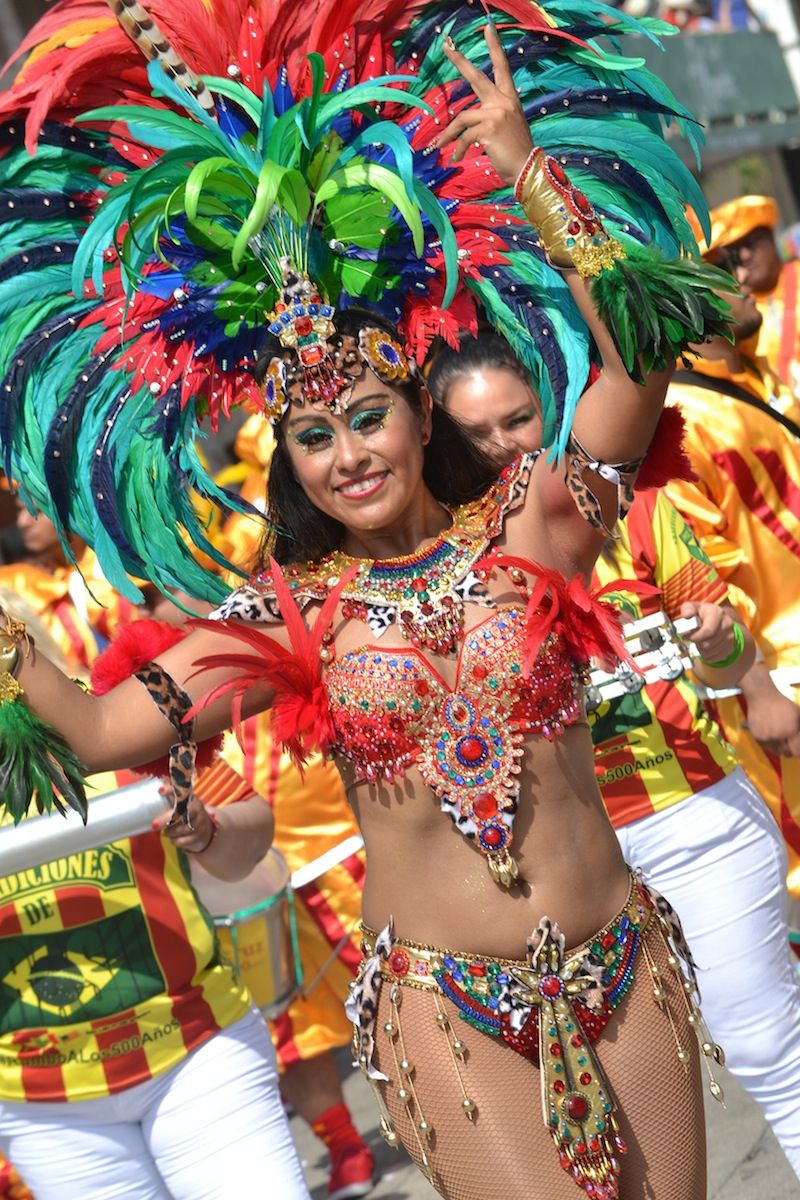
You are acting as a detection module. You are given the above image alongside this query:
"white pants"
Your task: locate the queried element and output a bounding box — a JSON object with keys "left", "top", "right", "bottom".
{"left": 617, "top": 767, "right": 800, "bottom": 1178}
{"left": 0, "top": 1007, "right": 310, "bottom": 1200}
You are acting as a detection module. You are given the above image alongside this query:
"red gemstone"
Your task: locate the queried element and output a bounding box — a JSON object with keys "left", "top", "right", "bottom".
{"left": 579, "top": 1072, "right": 592, "bottom": 1085}
{"left": 601, "top": 932, "right": 616, "bottom": 951}
{"left": 589, "top": 1139, "right": 600, "bottom": 1153}
{"left": 553, "top": 1080, "right": 566, "bottom": 1094}
{"left": 388, "top": 949, "right": 410, "bottom": 977}
{"left": 571, "top": 1033, "right": 585, "bottom": 1048}
{"left": 574, "top": 1140, "right": 587, "bottom": 1155}
{"left": 573, "top": 190, "right": 594, "bottom": 218}
{"left": 411, "top": 577, "right": 427, "bottom": 593}
{"left": 414, "top": 679, "right": 429, "bottom": 697}
{"left": 468, "top": 963, "right": 487, "bottom": 977}
{"left": 294, "top": 315, "right": 313, "bottom": 336}
{"left": 299, "top": 344, "right": 324, "bottom": 366}
{"left": 540, "top": 975, "right": 563, "bottom": 998}
{"left": 459, "top": 736, "right": 485, "bottom": 764}
{"left": 549, "top": 1043, "right": 562, "bottom": 1057}
{"left": 566, "top": 1094, "right": 590, "bottom": 1122}
{"left": 472, "top": 664, "right": 488, "bottom": 680}
{"left": 568, "top": 220, "right": 581, "bottom": 235}
{"left": 275, "top": 302, "right": 286, "bottom": 313}
{"left": 473, "top": 794, "right": 498, "bottom": 820}
{"left": 547, "top": 158, "right": 568, "bottom": 187}
{"left": 482, "top": 826, "right": 503, "bottom": 848}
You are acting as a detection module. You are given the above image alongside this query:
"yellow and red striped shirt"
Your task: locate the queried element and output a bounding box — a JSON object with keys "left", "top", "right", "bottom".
{"left": 0, "top": 765, "right": 252, "bottom": 1102}
{"left": 590, "top": 490, "right": 737, "bottom": 827}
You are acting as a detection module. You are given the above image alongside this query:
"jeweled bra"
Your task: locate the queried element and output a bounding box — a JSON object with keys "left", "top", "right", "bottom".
{"left": 216, "top": 456, "right": 598, "bottom": 887}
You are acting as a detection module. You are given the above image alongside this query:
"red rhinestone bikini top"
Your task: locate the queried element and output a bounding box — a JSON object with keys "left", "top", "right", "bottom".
{"left": 213, "top": 456, "right": 626, "bottom": 888}
{"left": 325, "top": 606, "right": 584, "bottom": 885}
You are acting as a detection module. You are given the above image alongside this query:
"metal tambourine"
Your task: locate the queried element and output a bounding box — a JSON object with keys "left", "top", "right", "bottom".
{"left": 585, "top": 612, "right": 701, "bottom": 713}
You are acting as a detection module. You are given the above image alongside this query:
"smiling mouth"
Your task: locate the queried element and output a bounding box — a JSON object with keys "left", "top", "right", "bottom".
{"left": 336, "top": 471, "right": 388, "bottom": 500}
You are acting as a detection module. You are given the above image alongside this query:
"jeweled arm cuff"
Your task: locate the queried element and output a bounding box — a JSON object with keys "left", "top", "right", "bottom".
{"left": 0, "top": 610, "right": 33, "bottom": 678}
{"left": 514, "top": 147, "right": 625, "bottom": 279}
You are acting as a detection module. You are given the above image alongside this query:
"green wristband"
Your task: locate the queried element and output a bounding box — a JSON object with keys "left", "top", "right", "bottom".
{"left": 701, "top": 621, "right": 745, "bottom": 670}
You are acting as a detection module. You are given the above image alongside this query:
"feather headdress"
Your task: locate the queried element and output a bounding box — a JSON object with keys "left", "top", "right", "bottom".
{"left": 0, "top": 0, "right": 728, "bottom": 601}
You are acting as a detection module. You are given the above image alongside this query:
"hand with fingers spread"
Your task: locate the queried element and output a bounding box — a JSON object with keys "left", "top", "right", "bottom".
{"left": 440, "top": 22, "right": 534, "bottom": 188}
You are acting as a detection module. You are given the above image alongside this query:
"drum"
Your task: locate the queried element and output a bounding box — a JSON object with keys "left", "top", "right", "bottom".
{"left": 191, "top": 849, "right": 302, "bottom": 1019}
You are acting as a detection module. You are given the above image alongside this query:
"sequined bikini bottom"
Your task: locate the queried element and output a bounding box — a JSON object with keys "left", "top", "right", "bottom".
{"left": 347, "top": 873, "right": 724, "bottom": 1200}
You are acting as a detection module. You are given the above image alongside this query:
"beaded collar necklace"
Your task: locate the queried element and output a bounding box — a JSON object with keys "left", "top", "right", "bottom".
{"left": 239, "top": 457, "right": 534, "bottom": 652}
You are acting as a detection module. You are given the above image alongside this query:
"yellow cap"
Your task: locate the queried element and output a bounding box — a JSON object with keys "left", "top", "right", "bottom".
{"left": 688, "top": 195, "right": 778, "bottom": 256}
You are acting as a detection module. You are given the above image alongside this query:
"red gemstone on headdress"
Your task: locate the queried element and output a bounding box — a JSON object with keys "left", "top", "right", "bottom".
{"left": 473, "top": 794, "right": 498, "bottom": 820}
{"left": 275, "top": 302, "right": 287, "bottom": 313}
{"left": 571, "top": 1033, "right": 585, "bottom": 1047}
{"left": 468, "top": 963, "right": 487, "bottom": 977}
{"left": 566, "top": 1095, "right": 590, "bottom": 1122}
{"left": 482, "top": 826, "right": 503, "bottom": 848}
{"left": 411, "top": 577, "right": 427, "bottom": 593}
{"left": 579, "top": 1072, "right": 592, "bottom": 1085}
{"left": 549, "top": 1042, "right": 562, "bottom": 1057}
{"left": 300, "top": 344, "right": 324, "bottom": 366}
{"left": 601, "top": 932, "right": 616, "bottom": 950}
{"left": 459, "top": 737, "right": 485, "bottom": 764}
{"left": 540, "top": 975, "right": 563, "bottom": 998}
{"left": 554, "top": 1080, "right": 566, "bottom": 1095}
{"left": 295, "top": 315, "right": 313, "bottom": 336}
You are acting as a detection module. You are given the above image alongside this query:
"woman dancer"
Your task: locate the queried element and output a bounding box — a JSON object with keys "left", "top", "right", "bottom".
{"left": 430, "top": 330, "right": 800, "bottom": 1179}
{"left": 0, "top": 3, "right": 733, "bottom": 1197}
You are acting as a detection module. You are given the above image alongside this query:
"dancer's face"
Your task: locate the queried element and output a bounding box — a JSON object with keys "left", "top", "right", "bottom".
{"left": 442, "top": 366, "right": 541, "bottom": 467}
{"left": 283, "top": 373, "right": 431, "bottom": 537}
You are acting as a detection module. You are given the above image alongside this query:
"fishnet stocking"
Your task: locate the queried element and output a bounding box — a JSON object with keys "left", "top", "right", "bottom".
{"left": 370, "top": 919, "right": 706, "bottom": 1200}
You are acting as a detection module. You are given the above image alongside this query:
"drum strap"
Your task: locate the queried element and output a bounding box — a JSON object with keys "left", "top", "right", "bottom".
{"left": 135, "top": 663, "right": 198, "bottom": 825}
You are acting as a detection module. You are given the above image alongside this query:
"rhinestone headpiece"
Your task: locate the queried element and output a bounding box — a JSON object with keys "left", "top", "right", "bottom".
{"left": 263, "top": 268, "right": 412, "bottom": 424}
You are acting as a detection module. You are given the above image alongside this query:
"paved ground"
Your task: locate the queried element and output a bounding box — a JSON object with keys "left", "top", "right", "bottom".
{"left": 290, "top": 1051, "right": 798, "bottom": 1199}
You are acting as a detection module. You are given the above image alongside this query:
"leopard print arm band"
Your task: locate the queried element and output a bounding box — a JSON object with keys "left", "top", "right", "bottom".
{"left": 134, "top": 662, "right": 198, "bottom": 826}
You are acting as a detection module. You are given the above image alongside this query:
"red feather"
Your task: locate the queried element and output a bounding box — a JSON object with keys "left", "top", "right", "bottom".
{"left": 90, "top": 617, "right": 222, "bottom": 776}
{"left": 635, "top": 406, "right": 697, "bottom": 491}
{"left": 185, "top": 559, "right": 360, "bottom": 768}
{"left": 483, "top": 554, "right": 657, "bottom": 673}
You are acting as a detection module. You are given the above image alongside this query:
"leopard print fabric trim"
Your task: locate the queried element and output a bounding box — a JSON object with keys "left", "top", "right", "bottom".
{"left": 345, "top": 918, "right": 395, "bottom": 1081}
{"left": 564, "top": 431, "right": 642, "bottom": 538}
{"left": 134, "top": 663, "right": 198, "bottom": 826}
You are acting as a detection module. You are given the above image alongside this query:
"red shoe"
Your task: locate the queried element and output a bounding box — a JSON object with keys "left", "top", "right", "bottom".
{"left": 328, "top": 1140, "right": 377, "bottom": 1200}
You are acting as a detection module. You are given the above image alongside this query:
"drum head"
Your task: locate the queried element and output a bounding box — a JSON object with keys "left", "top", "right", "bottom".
{"left": 190, "top": 847, "right": 290, "bottom": 917}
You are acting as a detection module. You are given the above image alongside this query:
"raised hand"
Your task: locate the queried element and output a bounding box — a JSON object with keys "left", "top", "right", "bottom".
{"left": 439, "top": 21, "right": 534, "bottom": 188}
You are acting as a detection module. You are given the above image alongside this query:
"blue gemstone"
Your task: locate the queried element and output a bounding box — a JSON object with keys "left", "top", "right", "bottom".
{"left": 443, "top": 955, "right": 456, "bottom": 969}
{"left": 480, "top": 718, "right": 490, "bottom": 728}
{"left": 404, "top": 660, "right": 414, "bottom": 669}
{"left": 268, "top": 321, "right": 283, "bottom": 335}
{"left": 488, "top": 997, "right": 499, "bottom": 1010}
{"left": 389, "top": 659, "right": 397, "bottom": 667}
{"left": 280, "top": 312, "right": 292, "bottom": 324}
{"left": 321, "top": 305, "right": 335, "bottom": 317}
{"left": 308, "top": 303, "right": 319, "bottom": 315}
{"left": 492, "top": 760, "right": 500, "bottom": 770}
{"left": 379, "top": 341, "right": 400, "bottom": 364}
{"left": 453, "top": 971, "right": 464, "bottom": 983}
{"left": 497, "top": 973, "right": 510, "bottom": 985}
{"left": 374, "top": 656, "right": 381, "bottom": 663}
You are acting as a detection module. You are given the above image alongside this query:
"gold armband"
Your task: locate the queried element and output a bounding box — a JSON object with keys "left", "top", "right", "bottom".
{"left": 514, "top": 148, "right": 625, "bottom": 279}
{"left": 0, "top": 611, "right": 31, "bottom": 682}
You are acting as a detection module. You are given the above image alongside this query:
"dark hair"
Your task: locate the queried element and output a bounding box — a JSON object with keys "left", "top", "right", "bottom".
{"left": 426, "top": 332, "right": 536, "bottom": 410}
{"left": 257, "top": 309, "right": 497, "bottom": 567}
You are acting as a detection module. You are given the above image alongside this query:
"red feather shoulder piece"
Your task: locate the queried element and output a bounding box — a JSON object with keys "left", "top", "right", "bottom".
{"left": 186, "top": 558, "right": 360, "bottom": 768}
{"left": 635, "top": 406, "right": 697, "bottom": 491}
{"left": 484, "top": 554, "right": 656, "bottom": 674}
{"left": 90, "top": 617, "right": 222, "bottom": 776}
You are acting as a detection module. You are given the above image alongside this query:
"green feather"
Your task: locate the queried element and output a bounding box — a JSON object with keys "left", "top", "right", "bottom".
{"left": 0, "top": 697, "right": 88, "bottom": 824}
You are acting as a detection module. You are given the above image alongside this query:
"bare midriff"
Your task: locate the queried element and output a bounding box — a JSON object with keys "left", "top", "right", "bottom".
{"left": 342, "top": 724, "right": 629, "bottom": 958}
